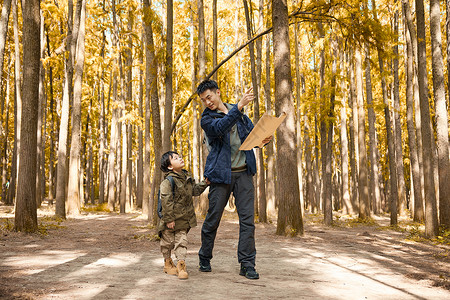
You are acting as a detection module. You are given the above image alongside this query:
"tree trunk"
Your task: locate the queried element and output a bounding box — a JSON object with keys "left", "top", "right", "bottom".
{"left": 430, "top": 0, "right": 450, "bottom": 228}
{"left": 67, "top": 0, "right": 85, "bottom": 216}
{"left": 98, "top": 25, "right": 106, "bottom": 205}
{"left": 7, "top": 0, "right": 21, "bottom": 207}
{"left": 36, "top": 11, "right": 45, "bottom": 208}
{"left": 163, "top": 0, "right": 173, "bottom": 153}
{"left": 212, "top": 0, "right": 218, "bottom": 81}
{"left": 55, "top": 0, "right": 75, "bottom": 218}
{"left": 355, "top": 46, "right": 370, "bottom": 219}
{"left": 403, "top": 1, "right": 423, "bottom": 222}
{"left": 349, "top": 49, "right": 358, "bottom": 215}
{"left": 273, "top": 0, "right": 303, "bottom": 236}
{"left": 243, "top": 0, "right": 266, "bottom": 222}
{"left": 415, "top": 0, "right": 439, "bottom": 237}
{"left": 364, "top": 46, "right": 382, "bottom": 215}
{"left": 14, "top": 0, "right": 40, "bottom": 232}
{"left": 264, "top": 26, "right": 276, "bottom": 219}
{"left": 392, "top": 5, "right": 407, "bottom": 217}
{"left": 0, "top": 0, "right": 12, "bottom": 85}
{"left": 197, "top": 0, "right": 208, "bottom": 216}
{"left": 401, "top": 0, "right": 425, "bottom": 221}
{"left": 136, "top": 31, "right": 144, "bottom": 208}
{"left": 143, "top": 0, "right": 162, "bottom": 224}
{"left": 340, "top": 48, "right": 351, "bottom": 215}
{"left": 294, "top": 20, "right": 304, "bottom": 218}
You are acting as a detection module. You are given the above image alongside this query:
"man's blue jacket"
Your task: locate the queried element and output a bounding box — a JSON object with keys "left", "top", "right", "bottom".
{"left": 201, "top": 103, "right": 257, "bottom": 184}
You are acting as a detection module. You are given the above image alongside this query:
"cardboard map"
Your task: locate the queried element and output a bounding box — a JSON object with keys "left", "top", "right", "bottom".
{"left": 239, "top": 112, "right": 287, "bottom": 150}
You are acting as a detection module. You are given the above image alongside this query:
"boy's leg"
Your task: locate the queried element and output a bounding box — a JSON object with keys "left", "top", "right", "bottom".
{"left": 233, "top": 172, "right": 256, "bottom": 268}
{"left": 160, "top": 229, "right": 175, "bottom": 259}
{"left": 198, "top": 183, "right": 231, "bottom": 262}
{"left": 173, "top": 230, "right": 188, "bottom": 261}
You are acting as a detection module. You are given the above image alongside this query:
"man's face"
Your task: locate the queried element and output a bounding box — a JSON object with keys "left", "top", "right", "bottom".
{"left": 199, "top": 88, "right": 221, "bottom": 111}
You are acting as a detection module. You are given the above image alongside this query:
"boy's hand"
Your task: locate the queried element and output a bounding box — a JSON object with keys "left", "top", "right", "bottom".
{"left": 166, "top": 221, "right": 175, "bottom": 229}
{"left": 237, "top": 87, "right": 254, "bottom": 110}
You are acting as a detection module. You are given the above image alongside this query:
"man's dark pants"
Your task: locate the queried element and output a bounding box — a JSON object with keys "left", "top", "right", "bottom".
{"left": 198, "top": 171, "right": 256, "bottom": 267}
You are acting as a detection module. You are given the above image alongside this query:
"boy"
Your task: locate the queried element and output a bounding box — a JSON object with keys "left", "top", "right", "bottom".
{"left": 158, "top": 151, "right": 208, "bottom": 279}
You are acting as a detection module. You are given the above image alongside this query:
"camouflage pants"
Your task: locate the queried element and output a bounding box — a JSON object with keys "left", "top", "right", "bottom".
{"left": 160, "top": 229, "right": 188, "bottom": 261}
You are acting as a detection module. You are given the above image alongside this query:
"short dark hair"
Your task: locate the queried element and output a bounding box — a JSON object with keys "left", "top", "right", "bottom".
{"left": 196, "top": 79, "right": 219, "bottom": 95}
{"left": 160, "top": 151, "right": 179, "bottom": 172}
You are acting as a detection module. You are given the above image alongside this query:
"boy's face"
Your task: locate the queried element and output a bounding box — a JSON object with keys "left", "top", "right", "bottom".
{"left": 199, "top": 88, "right": 221, "bottom": 111}
{"left": 169, "top": 153, "right": 184, "bottom": 172}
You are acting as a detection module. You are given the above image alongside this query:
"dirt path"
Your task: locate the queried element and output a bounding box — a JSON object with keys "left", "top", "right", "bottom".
{"left": 1, "top": 206, "right": 449, "bottom": 300}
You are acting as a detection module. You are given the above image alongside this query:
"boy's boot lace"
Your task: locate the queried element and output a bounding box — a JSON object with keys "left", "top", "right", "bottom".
{"left": 163, "top": 258, "right": 178, "bottom": 275}
{"left": 177, "top": 260, "right": 189, "bottom": 279}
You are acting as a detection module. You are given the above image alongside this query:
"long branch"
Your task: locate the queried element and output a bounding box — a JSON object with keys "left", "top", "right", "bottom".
{"left": 170, "top": 10, "right": 339, "bottom": 133}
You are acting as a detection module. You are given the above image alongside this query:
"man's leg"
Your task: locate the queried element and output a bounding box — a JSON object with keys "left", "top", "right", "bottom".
{"left": 198, "top": 183, "right": 231, "bottom": 263}
{"left": 233, "top": 172, "right": 256, "bottom": 268}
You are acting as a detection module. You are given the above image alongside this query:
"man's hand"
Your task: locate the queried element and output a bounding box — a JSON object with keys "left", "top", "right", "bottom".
{"left": 205, "top": 177, "right": 211, "bottom": 185}
{"left": 237, "top": 87, "right": 254, "bottom": 110}
{"left": 166, "top": 221, "right": 175, "bottom": 229}
{"left": 262, "top": 136, "right": 273, "bottom": 145}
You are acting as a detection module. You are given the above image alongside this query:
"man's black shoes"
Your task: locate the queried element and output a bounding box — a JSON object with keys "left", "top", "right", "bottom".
{"left": 239, "top": 265, "right": 259, "bottom": 279}
{"left": 199, "top": 258, "right": 211, "bottom": 272}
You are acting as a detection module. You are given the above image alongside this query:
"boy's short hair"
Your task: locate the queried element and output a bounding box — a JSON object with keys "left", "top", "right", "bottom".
{"left": 160, "top": 151, "right": 179, "bottom": 172}
{"left": 196, "top": 79, "right": 219, "bottom": 95}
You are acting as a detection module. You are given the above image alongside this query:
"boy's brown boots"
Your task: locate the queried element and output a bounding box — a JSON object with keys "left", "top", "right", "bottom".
{"left": 177, "top": 260, "right": 188, "bottom": 279}
{"left": 164, "top": 258, "right": 178, "bottom": 275}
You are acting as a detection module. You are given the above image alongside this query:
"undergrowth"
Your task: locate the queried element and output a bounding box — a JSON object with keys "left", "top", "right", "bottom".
{"left": 81, "top": 203, "right": 111, "bottom": 213}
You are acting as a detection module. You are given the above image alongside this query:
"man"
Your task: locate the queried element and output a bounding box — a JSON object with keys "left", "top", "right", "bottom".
{"left": 196, "top": 79, "right": 271, "bottom": 280}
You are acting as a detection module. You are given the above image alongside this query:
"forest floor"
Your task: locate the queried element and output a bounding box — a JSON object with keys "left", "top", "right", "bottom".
{"left": 0, "top": 203, "right": 449, "bottom": 300}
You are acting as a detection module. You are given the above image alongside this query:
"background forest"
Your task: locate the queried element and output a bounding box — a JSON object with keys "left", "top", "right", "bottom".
{"left": 1, "top": 0, "right": 449, "bottom": 239}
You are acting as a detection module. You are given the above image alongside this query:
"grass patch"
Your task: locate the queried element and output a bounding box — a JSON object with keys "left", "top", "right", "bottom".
{"left": 332, "top": 216, "right": 379, "bottom": 228}
{"left": 0, "top": 218, "right": 14, "bottom": 231}
{"left": 133, "top": 233, "right": 160, "bottom": 241}
{"left": 81, "top": 203, "right": 111, "bottom": 213}
{"left": 38, "top": 215, "right": 66, "bottom": 236}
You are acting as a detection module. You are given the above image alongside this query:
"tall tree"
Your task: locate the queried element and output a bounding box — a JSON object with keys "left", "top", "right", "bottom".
{"left": 7, "top": 0, "right": 22, "bottom": 206}
{"left": 364, "top": 46, "right": 382, "bottom": 215}
{"left": 143, "top": 0, "right": 162, "bottom": 224}
{"left": 14, "top": 0, "right": 40, "bottom": 232}
{"left": 355, "top": 46, "right": 370, "bottom": 219}
{"left": 67, "top": 0, "right": 86, "bottom": 216}
{"left": 392, "top": 3, "right": 407, "bottom": 216}
{"left": 55, "top": 0, "right": 75, "bottom": 217}
{"left": 340, "top": 47, "right": 351, "bottom": 215}
{"left": 273, "top": 0, "right": 303, "bottom": 236}
{"left": 0, "top": 0, "right": 12, "bottom": 87}
{"left": 415, "top": 0, "right": 438, "bottom": 237}
{"left": 402, "top": 0, "right": 423, "bottom": 222}
{"left": 430, "top": 0, "right": 450, "bottom": 228}
{"left": 243, "top": 0, "right": 266, "bottom": 222}
{"left": 163, "top": 0, "right": 173, "bottom": 153}
{"left": 402, "top": 0, "right": 424, "bottom": 221}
